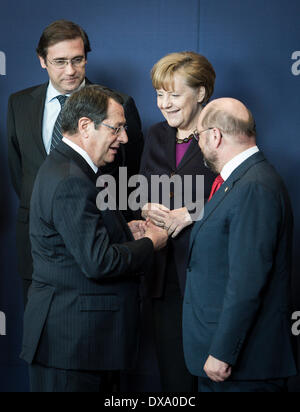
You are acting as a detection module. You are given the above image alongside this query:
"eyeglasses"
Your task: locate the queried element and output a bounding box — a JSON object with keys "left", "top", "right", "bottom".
{"left": 193, "top": 127, "right": 214, "bottom": 142}
{"left": 47, "top": 56, "right": 86, "bottom": 69}
{"left": 101, "top": 123, "right": 128, "bottom": 136}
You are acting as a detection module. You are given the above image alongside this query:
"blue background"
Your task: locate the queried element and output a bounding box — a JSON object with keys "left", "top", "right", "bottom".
{"left": 0, "top": 0, "right": 299, "bottom": 392}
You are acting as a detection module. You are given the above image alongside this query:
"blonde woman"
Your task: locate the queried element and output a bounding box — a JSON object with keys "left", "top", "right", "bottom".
{"left": 140, "top": 52, "right": 216, "bottom": 391}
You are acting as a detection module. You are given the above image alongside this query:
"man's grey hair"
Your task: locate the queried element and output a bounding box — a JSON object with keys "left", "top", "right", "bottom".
{"left": 201, "top": 107, "right": 257, "bottom": 138}
{"left": 61, "top": 85, "right": 123, "bottom": 135}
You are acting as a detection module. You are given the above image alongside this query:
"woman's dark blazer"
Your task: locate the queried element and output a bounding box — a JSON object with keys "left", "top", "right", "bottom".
{"left": 139, "top": 121, "right": 216, "bottom": 298}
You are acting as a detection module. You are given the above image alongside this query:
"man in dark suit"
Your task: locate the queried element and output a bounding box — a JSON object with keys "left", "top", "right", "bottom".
{"left": 183, "top": 98, "right": 298, "bottom": 392}
{"left": 7, "top": 20, "right": 144, "bottom": 302}
{"left": 20, "top": 85, "right": 167, "bottom": 392}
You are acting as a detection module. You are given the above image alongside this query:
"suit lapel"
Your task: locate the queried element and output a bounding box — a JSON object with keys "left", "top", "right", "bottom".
{"left": 30, "top": 83, "right": 48, "bottom": 159}
{"left": 177, "top": 139, "right": 199, "bottom": 171}
{"left": 163, "top": 128, "right": 203, "bottom": 173}
{"left": 56, "top": 138, "right": 134, "bottom": 240}
{"left": 189, "top": 152, "right": 266, "bottom": 255}
{"left": 55, "top": 142, "right": 98, "bottom": 183}
{"left": 154, "top": 124, "right": 202, "bottom": 173}
{"left": 162, "top": 126, "right": 177, "bottom": 171}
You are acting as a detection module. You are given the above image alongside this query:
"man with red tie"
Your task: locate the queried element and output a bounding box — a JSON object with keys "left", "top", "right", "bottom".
{"left": 183, "top": 98, "right": 297, "bottom": 392}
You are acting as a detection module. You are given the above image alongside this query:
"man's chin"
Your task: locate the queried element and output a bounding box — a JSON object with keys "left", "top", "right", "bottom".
{"left": 61, "top": 80, "right": 83, "bottom": 94}
{"left": 101, "top": 154, "right": 116, "bottom": 167}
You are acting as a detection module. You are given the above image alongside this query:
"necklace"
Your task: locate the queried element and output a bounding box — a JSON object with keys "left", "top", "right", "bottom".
{"left": 176, "top": 130, "right": 199, "bottom": 144}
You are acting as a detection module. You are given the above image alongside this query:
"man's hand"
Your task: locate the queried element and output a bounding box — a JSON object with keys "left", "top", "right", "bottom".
{"left": 144, "top": 220, "right": 168, "bottom": 251}
{"left": 164, "top": 207, "right": 193, "bottom": 238}
{"left": 128, "top": 220, "right": 147, "bottom": 240}
{"left": 204, "top": 356, "right": 232, "bottom": 383}
{"left": 141, "top": 203, "right": 170, "bottom": 227}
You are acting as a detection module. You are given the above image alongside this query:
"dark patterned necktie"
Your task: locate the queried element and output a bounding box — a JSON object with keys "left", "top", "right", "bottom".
{"left": 50, "top": 95, "right": 68, "bottom": 152}
{"left": 208, "top": 175, "right": 224, "bottom": 201}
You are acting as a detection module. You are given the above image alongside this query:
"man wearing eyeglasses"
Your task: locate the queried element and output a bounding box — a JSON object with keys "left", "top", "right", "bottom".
{"left": 20, "top": 85, "right": 168, "bottom": 392}
{"left": 7, "top": 20, "right": 144, "bottom": 304}
{"left": 183, "top": 98, "right": 297, "bottom": 392}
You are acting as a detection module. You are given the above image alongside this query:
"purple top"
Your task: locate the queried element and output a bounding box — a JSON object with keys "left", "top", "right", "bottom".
{"left": 176, "top": 140, "right": 192, "bottom": 168}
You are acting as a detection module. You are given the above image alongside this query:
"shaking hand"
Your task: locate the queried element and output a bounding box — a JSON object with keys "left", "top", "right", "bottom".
{"left": 128, "top": 220, "right": 147, "bottom": 240}
{"left": 164, "top": 207, "right": 193, "bottom": 238}
{"left": 141, "top": 203, "right": 170, "bottom": 227}
{"left": 144, "top": 220, "right": 168, "bottom": 251}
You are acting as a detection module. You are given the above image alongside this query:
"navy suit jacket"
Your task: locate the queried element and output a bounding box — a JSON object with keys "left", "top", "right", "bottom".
{"left": 183, "top": 151, "right": 297, "bottom": 380}
{"left": 20, "top": 142, "right": 153, "bottom": 371}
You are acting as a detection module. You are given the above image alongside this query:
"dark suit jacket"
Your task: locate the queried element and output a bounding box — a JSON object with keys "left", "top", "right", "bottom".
{"left": 20, "top": 142, "right": 153, "bottom": 371}
{"left": 183, "top": 151, "right": 297, "bottom": 380}
{"left": 139, "top": 121, "right": 216, "bottom": 297}
{"left": 7, "top": 79, "right": 144, "bottom": 280}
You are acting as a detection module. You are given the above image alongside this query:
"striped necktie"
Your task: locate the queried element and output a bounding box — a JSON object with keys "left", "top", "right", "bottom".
{"left": 50, "top": 95, "right": 68, "bottom": 152}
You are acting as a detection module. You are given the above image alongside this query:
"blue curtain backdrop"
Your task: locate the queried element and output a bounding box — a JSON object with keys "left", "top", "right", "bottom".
{"left": 0, "top": 0, "right": 299, "bottom": 392}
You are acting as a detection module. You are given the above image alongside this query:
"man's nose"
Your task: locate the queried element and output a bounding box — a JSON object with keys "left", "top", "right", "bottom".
{"left": 64, "top": 61, "right": 76, "bottom": 75}
{"left": 118, "top": 128, "right": 128, "bottom": 144}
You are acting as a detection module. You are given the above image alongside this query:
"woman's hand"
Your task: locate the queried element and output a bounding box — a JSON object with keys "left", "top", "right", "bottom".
{"left": 164, "top": 207, "right": 193, "bottom": 238}
{"left": 128, "top": 220, "right": 147, "bottom": 240}
{"left": 141, "top": 203, "right": 170, "bottom": 227}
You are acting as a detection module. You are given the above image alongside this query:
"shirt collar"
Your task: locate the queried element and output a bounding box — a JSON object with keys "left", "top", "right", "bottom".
{"left": 62, "top": 137, "right": 98, "bottom": 174}
{"left": 46, "top": 79, "right": 86, "bottom": 103}
{"left": 221, "top": 146, "right": 260, "bottom": 181}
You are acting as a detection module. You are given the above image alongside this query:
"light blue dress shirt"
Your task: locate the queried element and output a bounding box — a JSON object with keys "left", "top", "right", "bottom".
{"left": 42, "top": 80, "right": 85, "bottom": 154}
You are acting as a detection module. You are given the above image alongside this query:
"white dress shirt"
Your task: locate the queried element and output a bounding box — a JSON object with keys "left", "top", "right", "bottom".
{"left": 42, "top": 80, "right": 85, "bottom": 154}
{"left": 62, "top": 137, "right": 98, "bottom": 174}
{"left": 221, "top": 146, "right": 260, "bottom": 181}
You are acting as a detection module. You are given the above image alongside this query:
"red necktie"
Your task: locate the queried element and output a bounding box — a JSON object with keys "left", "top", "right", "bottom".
{"left": 208, "top": 175, "right": 224, "bottom": 201}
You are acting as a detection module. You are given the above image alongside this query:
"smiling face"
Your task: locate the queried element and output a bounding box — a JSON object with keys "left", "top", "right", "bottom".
{"left": 84, "top": 99, "right": 128, "bottom": 168}
{"left": 39, "top": 37, "right": 87, "bottom": 95}
{"left": 156, "top": 72, "right": 205, "bottom": 133}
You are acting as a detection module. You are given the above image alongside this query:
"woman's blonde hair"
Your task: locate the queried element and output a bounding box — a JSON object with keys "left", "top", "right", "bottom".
{"left": 151, "top": 51, "right": 216, "bottom": 104}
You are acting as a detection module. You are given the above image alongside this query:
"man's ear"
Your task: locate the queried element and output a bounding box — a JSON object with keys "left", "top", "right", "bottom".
{"left": 212, "top": 127, "right": 223, "bottom": 148}
{"left": 38, "top": 55, "right": 47, "bottom": 69}
{"left": 78, "top": 117, "right": 92, "bottom": 138}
